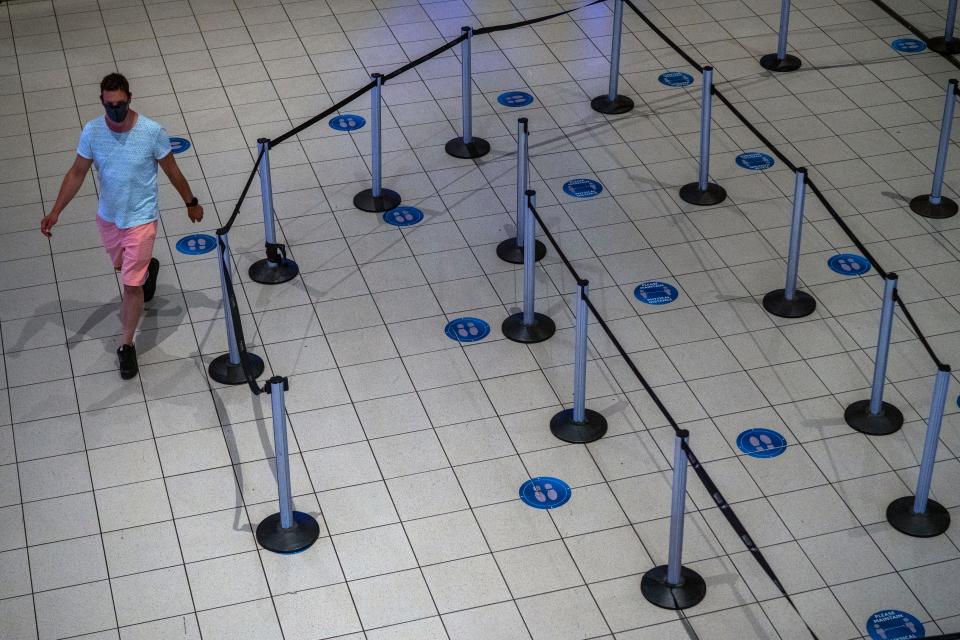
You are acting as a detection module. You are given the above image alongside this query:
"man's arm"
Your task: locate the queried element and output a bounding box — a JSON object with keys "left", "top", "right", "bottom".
{"left": 41, "top": 155, "right": 93, "bottom": 237}
{"left": 158, "top": 152, "right": 204, "bottom": 223}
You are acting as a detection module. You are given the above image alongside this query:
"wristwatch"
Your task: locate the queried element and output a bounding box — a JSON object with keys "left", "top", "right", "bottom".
{"left": 185, "top": 196, "right": 198, "bottom": 208}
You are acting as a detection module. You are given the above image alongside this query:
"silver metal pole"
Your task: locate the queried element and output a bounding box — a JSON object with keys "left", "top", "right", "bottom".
{"left": 371, "top": 73, "right": 383, "bottom": 199}
{"left": 522, "top": 190, "right": 536, "bottom": 326}
{"left": 572, "top": 280, "right": 589, "bottom": 423}
{"left": 217, "top": 233, "right": 241, "bottom": 366}
{"left": 698, "top": 67, "right": 714, "bottom": 193}
{"left": 783, "top": 168, "right": 807, "bottom": 301}
{"left": 461, "top": 26, "right": 473, "bottom": 145}
{"left": 269, "top": 377, "right": 294, "bottom": 529}
{"left": 930, "top": 80, "right": 957, "bottom": 205}
{"left": 666, "top": 429, "right": 690, "bottom": 586}
{"left": 257, "top": 139, "right": 277, "bottom": 258}
{"left": 947, "top": 0, "right": 958, "bottom": 43}
{"left": 869, "top": 274, "right": 898, "bottom": 416}
{"left": 913, "top": 366, "right": 952, "bottom": 514}
{"left": 608, "top": 0, "right": 624, "bottom": 102}
{"left": 776, "top": 0, "right": 791, "bottom": 60}
{"left": 516, "top": 118, "right": 528, "bottom": 247}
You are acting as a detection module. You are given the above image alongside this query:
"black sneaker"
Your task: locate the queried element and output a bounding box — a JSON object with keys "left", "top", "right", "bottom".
{"left": 143, "top": 258, "right": 160, "bottom": 302}
{"left": 117, "top": 344, "right": 138, "bottom": 380}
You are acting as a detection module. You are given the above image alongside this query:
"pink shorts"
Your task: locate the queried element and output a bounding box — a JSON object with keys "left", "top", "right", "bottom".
{"left": 96, "top": 217, "right": 158, "bottom": 287}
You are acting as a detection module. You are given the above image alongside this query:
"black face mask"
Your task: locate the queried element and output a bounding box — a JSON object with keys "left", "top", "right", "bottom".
{"left": 103, "top": 100, "right": 129, "bottom": 123}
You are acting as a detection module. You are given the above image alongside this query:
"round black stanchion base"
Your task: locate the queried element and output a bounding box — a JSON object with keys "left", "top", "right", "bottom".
{"left": 550, "top": 408, "right": 608, "bottom": 444}
{"left": 502, "top": 312, "right": 555, "bottom": 344}
{"left": 844, "top": 399, "right": 904, "bottom": 436}
{"left": 641, "top": 565, "right": 707, "bottom": 610}
{"left": 256, "top": 511, "right": 321, "bottom": 554}
{"left": 248, "top": 258, "right": 299, "bottom": 285}
{"left": 591, "top": 94, "right": 634, "bottom": 115}
{"left": 762, "top": 289, "right": 816, "bottom": 319}
{"left": 496, "top": 238, "right": 547, "bottom": 264}
{"left": 927, "top": 36, "right": 960, "bottom": 55}
{"left": 445, "top": 136, "right": 491, "bottom": 159}
{"left": 759, "top": 53, "right": 802, "bottom": 72}
{"left": 887, "top": 496, "right": 951, "bottom": 538}
{"left": 354, "top": 188, "right": 402, "bottom": 213}
{"left": 208, "top": 352, "right": 265, "bottom": 385}
{"left": 679, "top": 182, "right": 727, "bottom": 206}
{"left": 910, "top": 194, "right": 959, "bottom": 219}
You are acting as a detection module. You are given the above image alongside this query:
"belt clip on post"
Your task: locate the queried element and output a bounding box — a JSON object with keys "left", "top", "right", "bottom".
{"left": 354, "top": 73, "right": 402, "bottom": 213}
{"left": 256, "top": 377, "right": 321, "bottom": 553}
{"left": 928, "top": 0, "right": 960, "bottom": 54}
{"left": 446, "top": 26, "right": 490, "bottom": 159}
{"left": 208, "top": 231, "right": 265, "bottom": 385}
{"left": 845, "top": 273, "right": 905, "bottom": 435}
{"left": 642, "top": 430, "right": 707, "bottom": 610}
{"left": 911, "top": 79, "right": 959, "bottom": 219}
{"left": 887, "top": 365, "right": 953, "bottom": 538}
{"left": 502, "top": 190, "right": 556, "bottom": 344}
{"left": 550, "top": 279, "right": 608, "bottom": 443}
{"left": 759, "top": 0, "right": 802, "bottom": 71}
{"left": 249, "top": 138, "right": 299, "bottom": 285}
{"left": 762, "top": 168, "right": 816, "bottom": 318}
{"left": 497, "top": 118, "right": 546, "bottom": 264}
{"left": 591, "top": 0, "right": 634, "bottom": 115}
{"left": 679, "top": 66, "right": 727, "bottom": 206}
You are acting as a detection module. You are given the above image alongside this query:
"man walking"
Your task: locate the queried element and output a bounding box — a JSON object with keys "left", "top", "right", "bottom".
{"left": 41, "top": 72, "right": 204, "bottom": 379}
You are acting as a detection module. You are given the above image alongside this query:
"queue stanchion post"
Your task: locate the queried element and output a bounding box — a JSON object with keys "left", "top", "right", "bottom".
{"left": 911, "top": 79, "right": 959, "bottom": 220}
{"left": 550, "top": 280, "right": 608, "bottom": 443}
{"left": 845, "top": 273, "right": 905, "bottom": 435}
{"left": 642, "top": 429, "right": 707, "bottom": 610}
{"left": 256, "top": 377, "right": 321, "bottom": 553}
{"left": 928, "top": 0, "right": 960, "bottom": 54}
{"left": 354, "top": 73, "right": 402, "bottom": 213}
{"left": 591, "top": 0, "right": 634, "bottom": 115}
{"left": 497, "top": 118, "right": 545, "bottom": 264}
{"left": 502, "top": 190, "right": 556, "bottom": 343}
{"left": 446, "top": 26, "right": 490, "bottom": 159}
{"left": 208, "top": 231, "right": 265, "bottom": 385}
{"left": 759, "top": 0, "right": 801, "bottom": 72}
{"left": 887, "top": 365, "right": 953, "bottom": 537}
{"left": 248, "top": 138, "right": 299, "bottom": 285}
{"left": 679, "top": 66, "right": 726, "bottom": 206}
{"left": 763, "top": 168, "right": 816, "bottom": 318}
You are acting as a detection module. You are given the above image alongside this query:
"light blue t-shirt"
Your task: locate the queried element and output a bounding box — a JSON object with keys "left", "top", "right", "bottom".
{"left": 77, "top": 114, "right": 172, "bottom": 229}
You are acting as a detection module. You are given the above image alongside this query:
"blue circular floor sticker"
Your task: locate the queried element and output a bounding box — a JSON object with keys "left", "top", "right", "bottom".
{"left": 329, "top": 114, "right": 365, "bottom": 131}
{"left": 175, "top": 234, "right": 216, "bottom": 255}
{"left": 519, "top": 477, "right": 571, "bottom": 509}
{"left": 736, "top": 152, "right": 775, "bottom": 171}
{"left": 634, "top": 281, "right": 679, "bottom": 305}
{"left": 445, "top": 317, "right": 490, "bottom": 343}
{"left": 383, "top": 206, "right": 423, "bottom": 227}
{"left": 498, "top": 91, "right": 534, "bottom": 107}
{"left": 828, "top": 253, "right": 871, "bottom": 276}
{"left": 891, "top": 38, "right": 926, "bottom": 53}
{"left": 737, "top": 428, "right": 787, "bottom": 458}
{"left": 659, "top": 71, "right": 694, "bottom": 87}
{"left": 169, "top": 137, "right": 191, "bottom": 154}
{"left": 867, "top": 610, "right": 924, "bottom": 639}
{"left": 563, "top": 178, "right": 603, "bottom": 198}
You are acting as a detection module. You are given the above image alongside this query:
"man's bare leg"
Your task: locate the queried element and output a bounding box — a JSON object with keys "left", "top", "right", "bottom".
{"left": 120, "top": 283, "right": 144, "bottom": 345}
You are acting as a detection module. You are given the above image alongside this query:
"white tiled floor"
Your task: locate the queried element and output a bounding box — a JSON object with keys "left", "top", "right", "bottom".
{"left": 1, "top": 0, "right": 960, "bottom": 638}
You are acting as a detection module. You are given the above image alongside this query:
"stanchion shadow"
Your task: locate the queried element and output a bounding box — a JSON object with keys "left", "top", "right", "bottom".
{"left": 211, "top": 387, "right": 265, "bottom": 533}
{"left": 881, "top": 190, "right": 911, "bottom": 204}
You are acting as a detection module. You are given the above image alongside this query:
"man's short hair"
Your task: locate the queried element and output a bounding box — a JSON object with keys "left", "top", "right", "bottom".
{"left": 100, "top": 73, "right": 130, "bottom": 98}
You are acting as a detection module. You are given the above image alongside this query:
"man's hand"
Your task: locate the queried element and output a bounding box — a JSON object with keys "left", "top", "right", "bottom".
{"left": 40, "top": 212, "right": 59, "bottom": 237}
{"left": 188, "top": 203, "right": 204, "bottom": 223}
